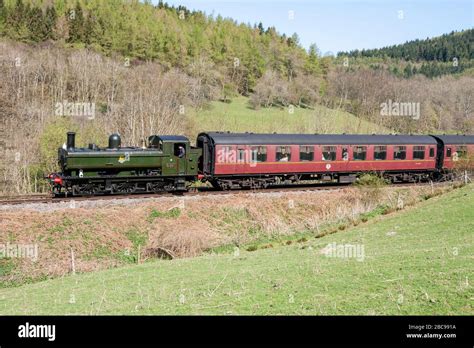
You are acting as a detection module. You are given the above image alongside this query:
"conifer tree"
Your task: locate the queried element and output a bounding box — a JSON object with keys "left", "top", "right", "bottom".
{"left": 68, "top": 2, "right": 85, "bottom": 43}
{"left": 27, "top": 6, "right": 46, "bottom": 42}
{"left": 0, "top": 0, "right": 6, "bottom": 35}
{"left": 43, "top": 6, "right": 57, "bottom": 40}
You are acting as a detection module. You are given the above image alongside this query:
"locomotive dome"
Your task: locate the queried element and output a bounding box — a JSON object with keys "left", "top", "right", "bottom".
{"left": 108, "top": 134, "right": 121, "bottom": 149}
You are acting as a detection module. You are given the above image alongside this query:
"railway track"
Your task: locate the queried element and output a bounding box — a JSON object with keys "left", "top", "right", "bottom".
{"left": 0, "top": 194, "right": 53, "bottom": 205}
{"left": 0, "top": 183, "right": 348, "bottom": 205}
{"left": 0, "top": 181, "right": 453, "bottom": 206}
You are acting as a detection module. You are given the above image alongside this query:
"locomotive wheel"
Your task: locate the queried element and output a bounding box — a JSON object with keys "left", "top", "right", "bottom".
{"left": 114, "top": 183, "right": 136, "bottom": 195}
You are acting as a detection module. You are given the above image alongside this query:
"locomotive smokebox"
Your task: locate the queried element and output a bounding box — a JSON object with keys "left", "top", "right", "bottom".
{"left": 108, "top": 133, "right": 121, "bottom": 149}
{"left": 67, "top": 132, "right": 76, "bottom": 149}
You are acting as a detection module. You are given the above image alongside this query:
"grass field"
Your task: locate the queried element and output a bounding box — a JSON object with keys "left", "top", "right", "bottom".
{"left": 0, "top": 184, "right": 472, "bottom": 315}
{"left": 186, "top": 96, "right": 389, "bottom": 138}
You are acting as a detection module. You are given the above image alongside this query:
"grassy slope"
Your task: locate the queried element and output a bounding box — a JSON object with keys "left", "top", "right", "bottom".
{"left": 0, "top": 185, "right": 472, "bottom": 315}
{"left": 186, "top": 96, "right": 389, "bottom": 138}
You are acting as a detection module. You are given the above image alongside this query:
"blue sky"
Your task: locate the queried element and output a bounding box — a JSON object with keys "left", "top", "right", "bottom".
{"left": 157, "top": 0, "right": 473, "bottom": 54}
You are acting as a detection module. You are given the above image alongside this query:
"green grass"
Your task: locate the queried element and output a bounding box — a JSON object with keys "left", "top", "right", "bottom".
{"left": 0, "top": 185, "right": 472, "bottom": 315}
{"left": 0, "top": 259, "right": 16, "bottom": 278}
{"left": 147, "top": 207, "right": 181, "bottom": 222}
{"left": 186, "top": 96, "right": 390, "bottom": 138}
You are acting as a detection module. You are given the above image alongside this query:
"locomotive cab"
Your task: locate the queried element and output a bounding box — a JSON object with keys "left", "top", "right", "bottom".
{"left": 148, "top": 135, "right": 201, "bottom": 178}
{"left": 151, "top": 135, "right": 190, "bottom": 176}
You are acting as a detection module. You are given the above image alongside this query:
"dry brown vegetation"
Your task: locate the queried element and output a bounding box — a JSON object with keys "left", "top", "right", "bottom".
{"left": 324, "top": 66, "right": 474, "bottom": 133}
{"left": 0, "top": 183, "right": 460, "bottom": 285}
{"left": 249, "top": 69, "right": 322, "bottom": 109}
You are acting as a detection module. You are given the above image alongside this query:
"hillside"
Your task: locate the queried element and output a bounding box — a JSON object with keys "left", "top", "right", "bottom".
{"left": 0, "top": 0, "right": 318, "bottom": 95}
{"left": 0, "top": 184, "right": 472, "bottom": 315}
{"left": 186, "top": 96, "right": 389, "bottom": 138}
{"left": 338, "top": 30, "right": 474, "bottom": 78}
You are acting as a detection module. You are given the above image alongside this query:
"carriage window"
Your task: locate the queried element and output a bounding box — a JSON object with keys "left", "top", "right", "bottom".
{"left": 251, "top": 146, "right": 267, "bottom": 162}
{"left": 352, "top": 146, "right": 367, "bottom": 161}
{"left": 276, "top": 146, "right": 291, "bottom": 161}
{"left": 413, "top": 146, "right": 425, "bottom": 160}
{"left": 342, "top": 148, "right": 349, "bottom": 161}
{"left": 374, "top": 146, "right": 387, "bottom": 160}
{"left": 322, "top": 146, "right": 336, "bottom": 161}
{"left": 394, "top": 146, "right": 406, "bottom": 160}
{"left": 429, "top": 148, "right": 435, "bottom": 157}
{"left": 299, "top": 146, "right": 314, "bottom": 161}
{"left": 238, "top": 148, "right": 245, "bottom": 162}
{"left": 446, "top": 147, "right": 452, "bottom": 157}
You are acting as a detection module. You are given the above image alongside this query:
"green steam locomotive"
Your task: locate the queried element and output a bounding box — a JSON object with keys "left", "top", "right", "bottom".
{"left": 47, "top": 132, "right": 201, "bottom": 196}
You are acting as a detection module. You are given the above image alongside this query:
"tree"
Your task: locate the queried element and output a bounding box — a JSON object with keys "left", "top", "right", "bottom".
{"left": 403, "top": 63, "right": 413, "bottom": 78}
{"left": 83, "top": 13, "right": 95, "bottom": 45}
{"left": 27, "top": 6, "right": 46, "bottom": 42}
{"left": 43, "top": 6, "right": 57, "bottom": 40}
{"left": 67, "top": 2, "right": 85, "bottom": 43}
{"left": 0, "top": 0, "right": 6, "bottom": 35}
{"left": 6, "top": 0, "right": 30, "bottom": 41}
{"left": 287, "top": 33, "right": 299, "bottom": 47}
{"left": 305, "top": 43, "right": 321, "bottom": 75}
{"left": 250, "top": 70, "right": 290, "bottom": 108}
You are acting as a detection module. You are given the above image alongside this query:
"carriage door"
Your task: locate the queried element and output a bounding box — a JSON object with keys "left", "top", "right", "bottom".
{"left": 174, "top": 143, "right": 187, "bottom": 175}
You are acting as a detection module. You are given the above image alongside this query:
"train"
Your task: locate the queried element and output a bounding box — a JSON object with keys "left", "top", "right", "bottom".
{"left": 46, "top": 131, "right": 474, "bottom": 196}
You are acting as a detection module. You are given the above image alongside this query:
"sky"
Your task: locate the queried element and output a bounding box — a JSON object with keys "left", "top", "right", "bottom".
{"left": 157, "top": 0, "right": 473, "bottom": 54}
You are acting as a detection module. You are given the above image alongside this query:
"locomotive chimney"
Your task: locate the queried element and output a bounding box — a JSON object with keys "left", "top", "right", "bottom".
{"left": 67, "top": 132, "right": 76, "bottom": 150}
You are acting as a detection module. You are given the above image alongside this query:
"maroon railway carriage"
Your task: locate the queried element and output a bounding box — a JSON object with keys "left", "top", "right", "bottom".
{"left": 197, "top": 132, "right": 439, "bottom": 189}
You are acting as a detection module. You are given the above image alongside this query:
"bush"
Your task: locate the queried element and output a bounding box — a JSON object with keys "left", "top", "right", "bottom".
{"left": 249, "top": 70, "right": 290, "bottom": 109}
{"left": 355, "top": 173, "right": 389, "bottom": 187}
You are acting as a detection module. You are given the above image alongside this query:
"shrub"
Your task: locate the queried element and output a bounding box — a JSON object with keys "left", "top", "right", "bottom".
{"left": 355, "top": 173, "right": 389, "bottom": 187}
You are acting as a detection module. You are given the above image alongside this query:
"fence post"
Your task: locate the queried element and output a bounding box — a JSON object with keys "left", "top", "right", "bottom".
{"left": 70, "top": 248, "right": 76, "bottom": 275}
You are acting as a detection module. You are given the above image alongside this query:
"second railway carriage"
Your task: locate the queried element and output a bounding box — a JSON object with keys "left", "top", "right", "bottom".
{"left": 431, "top": 135, "right": 474, "bottom": 176}
{"left": 197, "top": 132, "right": 439, "bottom": 189}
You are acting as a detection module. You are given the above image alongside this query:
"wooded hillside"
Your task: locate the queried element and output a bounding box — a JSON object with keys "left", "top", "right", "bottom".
{"left": 339, "top": 29, "right": 474, "bottom": 78}
{"left": 340, "top": 29, "right": 473, "bottom": 62}
{"left": 0, "top": 0, "right": 322, "bottom": 97}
